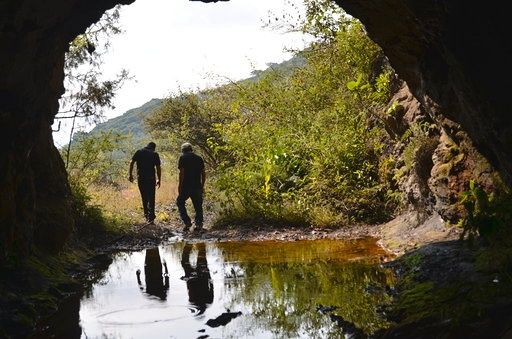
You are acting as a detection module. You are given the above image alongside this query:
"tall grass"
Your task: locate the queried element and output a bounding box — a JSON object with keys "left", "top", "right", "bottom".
{"left": 88, "top": 175, "right": 179, "bottom": 226}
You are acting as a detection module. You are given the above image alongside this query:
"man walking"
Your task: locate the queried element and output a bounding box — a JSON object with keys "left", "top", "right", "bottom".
{"left": 129, "top": 142, "right": 161, "bottom": 224}
{"left": 177, "top": 142, "right": 205, "bottom": 232}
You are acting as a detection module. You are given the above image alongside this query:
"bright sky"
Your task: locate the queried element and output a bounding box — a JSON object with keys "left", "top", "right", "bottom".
{"left": 52, "top": 0, "right": 309, "bottom": 146}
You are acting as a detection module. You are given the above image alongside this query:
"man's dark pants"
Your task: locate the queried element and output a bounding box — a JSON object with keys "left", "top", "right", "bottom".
{"left": 138, "top": 177, "right": 156, "bottom": 222}
{"left": 181, "top": 243, "right": 213, "bottom": 313}
{"left": 176, "top": 188, "right": 203, "bottom": 227}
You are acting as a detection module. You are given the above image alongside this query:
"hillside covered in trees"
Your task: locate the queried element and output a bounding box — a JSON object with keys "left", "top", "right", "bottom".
{"left": 87, "top": 55, "right": 306, "bottom": 142}
{"left": 90, "top": 98, "right": 163, "bottom": 141}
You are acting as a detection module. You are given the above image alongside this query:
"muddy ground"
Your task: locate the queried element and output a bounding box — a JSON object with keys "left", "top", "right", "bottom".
{"left": 99, "top": 209, "right": 461, "bottom": 258}
{"left": 103, "top": 220, "right": 381, "bottom": 250}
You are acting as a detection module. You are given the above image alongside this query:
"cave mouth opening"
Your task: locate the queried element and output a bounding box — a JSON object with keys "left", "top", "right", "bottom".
{"left": 2, "top": 2, "right": 512, "bottom": 337}
{"left": 53, "top": 0, "right": 365, "bottom": 231}
{"left": 2, "top": 0, "right": 511, "bottom": 264}
{"left": 6, "top": 0, "right": 361, "bottom": 260}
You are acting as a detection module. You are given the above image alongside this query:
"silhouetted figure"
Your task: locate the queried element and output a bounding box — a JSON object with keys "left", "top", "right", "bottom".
{"left": 137, "top": 247, "right": 169, "bottom": 300}
{"left": 181, "top": 243, "right": 213, "bottom": 314}
{"left": 176, "top": 142, "right": 206, "bottom": 232}
{"left": 129, "top": 142, "right": 161, "bottom": 224}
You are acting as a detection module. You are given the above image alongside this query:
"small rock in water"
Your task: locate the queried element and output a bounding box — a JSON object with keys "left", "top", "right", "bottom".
{"left": 206, "top": 311, "right": 242, "bottom": 328}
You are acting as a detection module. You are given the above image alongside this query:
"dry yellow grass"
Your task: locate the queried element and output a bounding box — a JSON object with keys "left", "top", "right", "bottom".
{"left": 89, "top": 177, "right": 179, "bottom": 226}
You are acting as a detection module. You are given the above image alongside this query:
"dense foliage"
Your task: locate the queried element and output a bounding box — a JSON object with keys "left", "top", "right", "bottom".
{"left": 62, "top": 131, "right": 129, "bottom": 187}
{"left": 61, "top": 130, "right": 132, "bottom": 234}
{"left": 147, "top": 3, "right": 398, "bottom": 227}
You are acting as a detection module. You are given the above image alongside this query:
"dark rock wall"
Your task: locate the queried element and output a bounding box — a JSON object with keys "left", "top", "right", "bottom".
{"left": 383, "top": 82, "right": 496, "bottom": 225}
{"left": 336, "top": 0, "right": 512, "bottom": 186}
{"left": 0, "top": 0, "right": 134, "bottom": 261}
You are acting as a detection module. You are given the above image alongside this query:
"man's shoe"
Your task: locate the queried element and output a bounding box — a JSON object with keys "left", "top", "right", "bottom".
{"left": 182, "top": 224, "right": 192, "bottom": 233}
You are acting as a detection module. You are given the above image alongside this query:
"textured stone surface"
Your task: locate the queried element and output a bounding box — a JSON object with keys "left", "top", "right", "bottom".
{"left": 386, "top": 82, "right": 496, "bottom": 226}
{"left": 0, "top": 0, "right": 134, "bottom": 260}
{"left": 377, "top": 211, "right": 459, "bottom": 256}
{"left": 336, "top": 0, "right": 512, "bottom": 186}
{"left": 428, "top": 123, "right": 496, "bottom": 224}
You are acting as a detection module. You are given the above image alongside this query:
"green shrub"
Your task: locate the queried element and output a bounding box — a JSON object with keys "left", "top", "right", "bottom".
{"left": 459, "top": 180, "right": 512, "bottom": 242}
{"left": 147, "top": 7, "right": 399, "bottom": 227}
{"left": 69, "top": 178, "right": 106, "bottom": 236}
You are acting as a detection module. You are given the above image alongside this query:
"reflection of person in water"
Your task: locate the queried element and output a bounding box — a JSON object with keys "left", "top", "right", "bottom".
{"left": 136, "top": 247, "right": 169, "bottom": 300}
{"left": 181, "top": 243, "right": 214, "bottom": 314}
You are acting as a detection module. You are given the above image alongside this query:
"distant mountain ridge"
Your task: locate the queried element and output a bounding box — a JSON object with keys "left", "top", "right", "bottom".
{"left": 91, "top": 98, "right": 163, "bottom": 141}
{"left": 247, "top": 55, "right": 305, "bottom": 82}
{"left": 89, "top": 55, "right": 306, "bottom": 140}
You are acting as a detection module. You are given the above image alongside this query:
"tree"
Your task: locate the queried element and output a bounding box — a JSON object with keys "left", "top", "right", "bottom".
{"left": 145, "top": 1, "right": 396, "bottom": 226}
{"left": 55, "top": 5, "right": 131, "bottom": 168}
{"left": 145, "top": 85, "right": 240, "bottom": 167}
{"left": 62, "top": 131, "right": 128, "bottom": 187}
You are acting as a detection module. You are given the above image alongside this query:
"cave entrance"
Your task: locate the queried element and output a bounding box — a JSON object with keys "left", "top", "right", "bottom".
{"left": 54, "top": 0, "right": 356, "bottom": 228}
{"left": 55, "top": 0, "right": 413, "bottom": 233}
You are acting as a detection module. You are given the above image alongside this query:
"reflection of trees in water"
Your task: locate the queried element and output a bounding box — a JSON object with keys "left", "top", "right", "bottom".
{"left": 138, "top": 247, "right": 169, "bottom": 301}
{"left": 82, "top": 253, "right": 116, "bottom": 299}
{"left": 151, "top": 241, "right": 392, "bottom": 336}
{"left": 214, "top": 239, "right": 388, "bottom": 265}
{"left": 222, "top": 260, "right": 393, "bottom": 337}
{"left": 181, "top": 243, "right": 214, "bottom": 314}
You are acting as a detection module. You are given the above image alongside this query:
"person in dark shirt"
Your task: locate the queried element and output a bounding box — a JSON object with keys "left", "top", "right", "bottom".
{"left": 177, "top": 142, "right": 205, "bottom": 232}
{"left": 129, "top": 142, "right": 161, "bottom": 224}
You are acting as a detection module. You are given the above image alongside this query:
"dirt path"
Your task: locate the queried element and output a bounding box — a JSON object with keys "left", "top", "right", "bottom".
{"left": 101, "top": 209, "right": 460, "bottom": 259}
{"left": 100, "top": 220, "right": 382, "bottom": 251}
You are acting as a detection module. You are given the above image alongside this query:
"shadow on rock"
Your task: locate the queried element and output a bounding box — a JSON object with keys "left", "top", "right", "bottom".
{"left": 377, "top": 240, "right": 512, "bottom": 338}
{"left": 317, "top": 304, "right": 366, "bottom": 338}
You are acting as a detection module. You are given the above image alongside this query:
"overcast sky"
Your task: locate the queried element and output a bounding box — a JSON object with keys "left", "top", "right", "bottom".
{"left": 52, "top": 0, "right": 309, "bottom": 146}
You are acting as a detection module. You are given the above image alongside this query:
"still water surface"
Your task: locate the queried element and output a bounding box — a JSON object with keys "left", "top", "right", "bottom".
{"left": 75, "top": 238, "right": 394, "bottom": 338}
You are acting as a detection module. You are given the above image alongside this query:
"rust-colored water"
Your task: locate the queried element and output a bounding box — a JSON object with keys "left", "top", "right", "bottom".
{"left": 48, "top": 238, "right": 395, "bottom": 338}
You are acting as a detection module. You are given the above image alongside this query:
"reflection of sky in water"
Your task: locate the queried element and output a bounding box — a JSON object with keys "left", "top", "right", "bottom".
{"left": 79, "top": 239, "right": 394, "bottom": 338}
